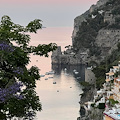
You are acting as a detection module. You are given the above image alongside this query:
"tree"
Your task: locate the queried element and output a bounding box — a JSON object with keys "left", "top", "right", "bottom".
{"left": 0, "top": 15, "right": 57, "bottom": 119}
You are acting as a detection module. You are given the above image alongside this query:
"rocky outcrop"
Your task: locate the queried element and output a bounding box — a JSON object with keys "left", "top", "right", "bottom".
{"left": 51, "top": 46, "right": 88, "bottom": 65}
{"left": 77, "top": 85, "right": 100, "bottom": 120}
{"left": 80, "top": 86, "right": 97, "bottom": 105}
{"left": 77, "top": 84, "right": 105, "bottom": 120}
{"left": 95, "top": 29, "right": 120, "bottom": 60}
{"left": 85, "top": 68, "right": 96, "bottom": 85}
{"left": 77, "top": 108, "right": 104, "bottom": 120}
{"left": 86, "top": 29, "right": 120, "bottom": 63}
{"left": 52, "top": 1, "right": 120, "bottom": 65}
{"left": 52, "top": 0, "right": 120, "bottom": 66}
{"left": 72, "top": 0, "right": 120, "bottom": 65}
{"left": 90, "top": 0, "right": 109, "bottom": 13}
{"left": 72, "top": 11, "right": 88, "bottom": 44}
{"left": 72, "top": 0, "right": 109, "bottom": 44}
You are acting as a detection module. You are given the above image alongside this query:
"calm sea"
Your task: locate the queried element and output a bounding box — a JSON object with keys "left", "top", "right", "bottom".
{"left": 28, "top": 27, "right": 84, "bottom": 120}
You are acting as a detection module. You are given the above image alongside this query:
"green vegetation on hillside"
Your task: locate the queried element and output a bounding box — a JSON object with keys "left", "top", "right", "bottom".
{"left": 73, "top": 0, "right": 120, "bottom": 89}
{"left": 73, "top": 0, "right": 120, "bottom": 55}
{"left": 105, "top": 0, "right": 120, "bottom": 29}
{"left": 106, "top": 0, "right": 120, "bottom": 8}
{"left": 73, "top": 8, "right": 108, "bottom": 56}
{"left": 93, "top": 43, "right": 120, "bottom": 89}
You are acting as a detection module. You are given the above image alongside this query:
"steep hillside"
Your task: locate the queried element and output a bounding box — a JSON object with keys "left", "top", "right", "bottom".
{"left": 72, "top": 0, "right": 120, "bottom": 65}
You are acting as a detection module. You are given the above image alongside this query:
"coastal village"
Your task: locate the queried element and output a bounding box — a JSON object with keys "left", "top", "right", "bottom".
{"left": 2, "top": 0, "right": 120, "bottom": 119}
{"left": 82, "top": 61, "right": 120, "bottom": 120}
{"left": 51, "top": 0, "right": 120, "bottom": 119}
{"left": 52, "top": 47, "right": 120, "bottom": 119}
{"left": 51, "top": 47, "right": 120, "bottom": 120}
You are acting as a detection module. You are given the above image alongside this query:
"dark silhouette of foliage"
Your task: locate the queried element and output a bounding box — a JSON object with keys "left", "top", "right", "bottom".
{"left": 0, "top": 15, "right": 57, "bottom": 119}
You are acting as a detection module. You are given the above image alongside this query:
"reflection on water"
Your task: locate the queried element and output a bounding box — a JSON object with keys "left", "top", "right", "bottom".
{"left": 29, "top": 54, "right": 85, "bottom": 120}
{"left": 35, "top": 63, "right": 85, "bottom": 120}
{"left": 28, "top": 27, "right": 85, "bottom": 120}
{"left": 52, "top": 64, "right": 85, "bottom": 82}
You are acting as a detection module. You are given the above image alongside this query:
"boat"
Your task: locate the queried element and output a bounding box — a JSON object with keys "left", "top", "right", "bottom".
{"left": 45, "top": 71, "right": 55, "bottom": 75}
{"left": 73, "top": 70, "right": 79, "bottom": 74}
{"left": 45, "top": 72, "right": 49, "bottom": 75}
{"left": 74, "top": 71, "right": 79, "bottom": 74}
{"left": 42, "top": 26, "right": 46, "bottom": 28}
{"left": 40, "top": 75, "right": 45, "bottom": 77}
{"left": 73, "top": 69, "right": 77, "bottom": 72}
{"left": 53, "top": 82, "right": 56, "bottom": 84}
{"left": 48, "top": 71, "right": 55, "bottom": 75}
{"left": 49, "top": 76, "right": 54, "bottom": 79}
{"left": 76, "top": 77, "right": 81, "bottom": 79}
{"left": 64, "top": 68, "right": 67, "bottom": 71}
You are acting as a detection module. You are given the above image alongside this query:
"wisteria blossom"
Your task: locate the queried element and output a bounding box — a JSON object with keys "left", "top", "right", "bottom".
{"left": 0, "top": 42, "right": 14, "bottom": 52}
{"left": 0, "top": 82, "right": 23, "bottom": 103}
{"left": 13, "top": 67, "right": 24, "bottom": 75}
{"left": 0, "top": 15, "right": 56, "bottom": 119}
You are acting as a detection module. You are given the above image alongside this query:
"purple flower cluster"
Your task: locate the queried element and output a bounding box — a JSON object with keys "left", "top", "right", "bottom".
{"left": 0, "top": 42, "right": 14, "bottom": 52}
{"left": 25, "top": 111, "right": 35, "bottom": 119}
{"left": 0, "top": 82, "right": 23, "bottom": 103}
{"left": 13, "top": 67, "right": 24, "bottom": 75}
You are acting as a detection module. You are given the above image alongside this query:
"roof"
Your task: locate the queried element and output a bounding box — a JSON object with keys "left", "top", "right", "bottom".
{"left": 115, "top": 77, "right": 119, "bottom": 80}
{"left": 106, "top": 79, "right": 111, "bottom": 82}
{"left": 97, "top": 90, "right": 103, "bottom": 94}
{"left": 116, "top": 78, "right": 120, "bottom": 82}
{"left": 104, "top": 110, "right": 120, "bottom": 120}
{"left": 106, "top": 72, "right": 114, "bottom": 76}
{"left": 107, "top": 91, "right": 113, "bottom": 94}
{"left": 113, "top": 66, "right": 119, "bottom": 69}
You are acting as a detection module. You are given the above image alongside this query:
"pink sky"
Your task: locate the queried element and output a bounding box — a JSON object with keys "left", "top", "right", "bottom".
{"left": 1, "top": 0, "right": 97, "bottom": 5}
{"left": 0, "top": 0, "right": 98, "bottom": 27}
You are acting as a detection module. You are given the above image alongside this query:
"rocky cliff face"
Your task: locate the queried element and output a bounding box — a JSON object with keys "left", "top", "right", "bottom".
{"left": 77, "top": 86, "right": 103, "bottom": 120}
{"left": 73, "top": 0, "right": 120, "bottom": 118}
{"left": 96, "top": 29, "right": 120, "bottom": 59}
{"left": 72, "top": 11, "right": 88, "bottom": 43}
{"left": 52, "top": 0, "right": 120, "bottom": 65}
{"left": 77, "top": 108, "right": 104, "bottom": 120}
{"left": 72, "top": 0, "right": 120, "bottom": 64}
{"left": 72, "top": 0, "right": 109, "bottom": 44}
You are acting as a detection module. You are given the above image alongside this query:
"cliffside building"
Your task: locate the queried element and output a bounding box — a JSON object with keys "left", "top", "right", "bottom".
{"left": 51, "top": 46, "right": 88, "bottom": 65}
{"left": 113, "top": 77, "right": 120, "bottom": 103}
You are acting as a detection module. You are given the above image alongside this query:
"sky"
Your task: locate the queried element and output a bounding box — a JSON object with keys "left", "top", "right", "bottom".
{"left": 0, "top": 0, "right": 98, "bottom": 27}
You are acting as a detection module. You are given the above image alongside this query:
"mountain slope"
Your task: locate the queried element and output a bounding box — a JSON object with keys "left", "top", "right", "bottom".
{"left": 72, "top": 0, "right": 120, "bottom": 65}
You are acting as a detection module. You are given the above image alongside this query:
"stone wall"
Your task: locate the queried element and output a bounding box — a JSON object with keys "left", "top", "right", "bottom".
{"left": 51, "top": 46, "right": 62, "bottom": 64}
{"left": 52, "top": 54, "right": 84, "bottom": 65}
{"left": 51, "top": 46, "right": 88, "bottom": 65}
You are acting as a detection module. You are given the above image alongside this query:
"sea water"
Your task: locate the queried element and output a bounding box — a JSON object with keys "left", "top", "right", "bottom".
{"left": 28, "top": 27, "right": 84, "bottom": 120}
